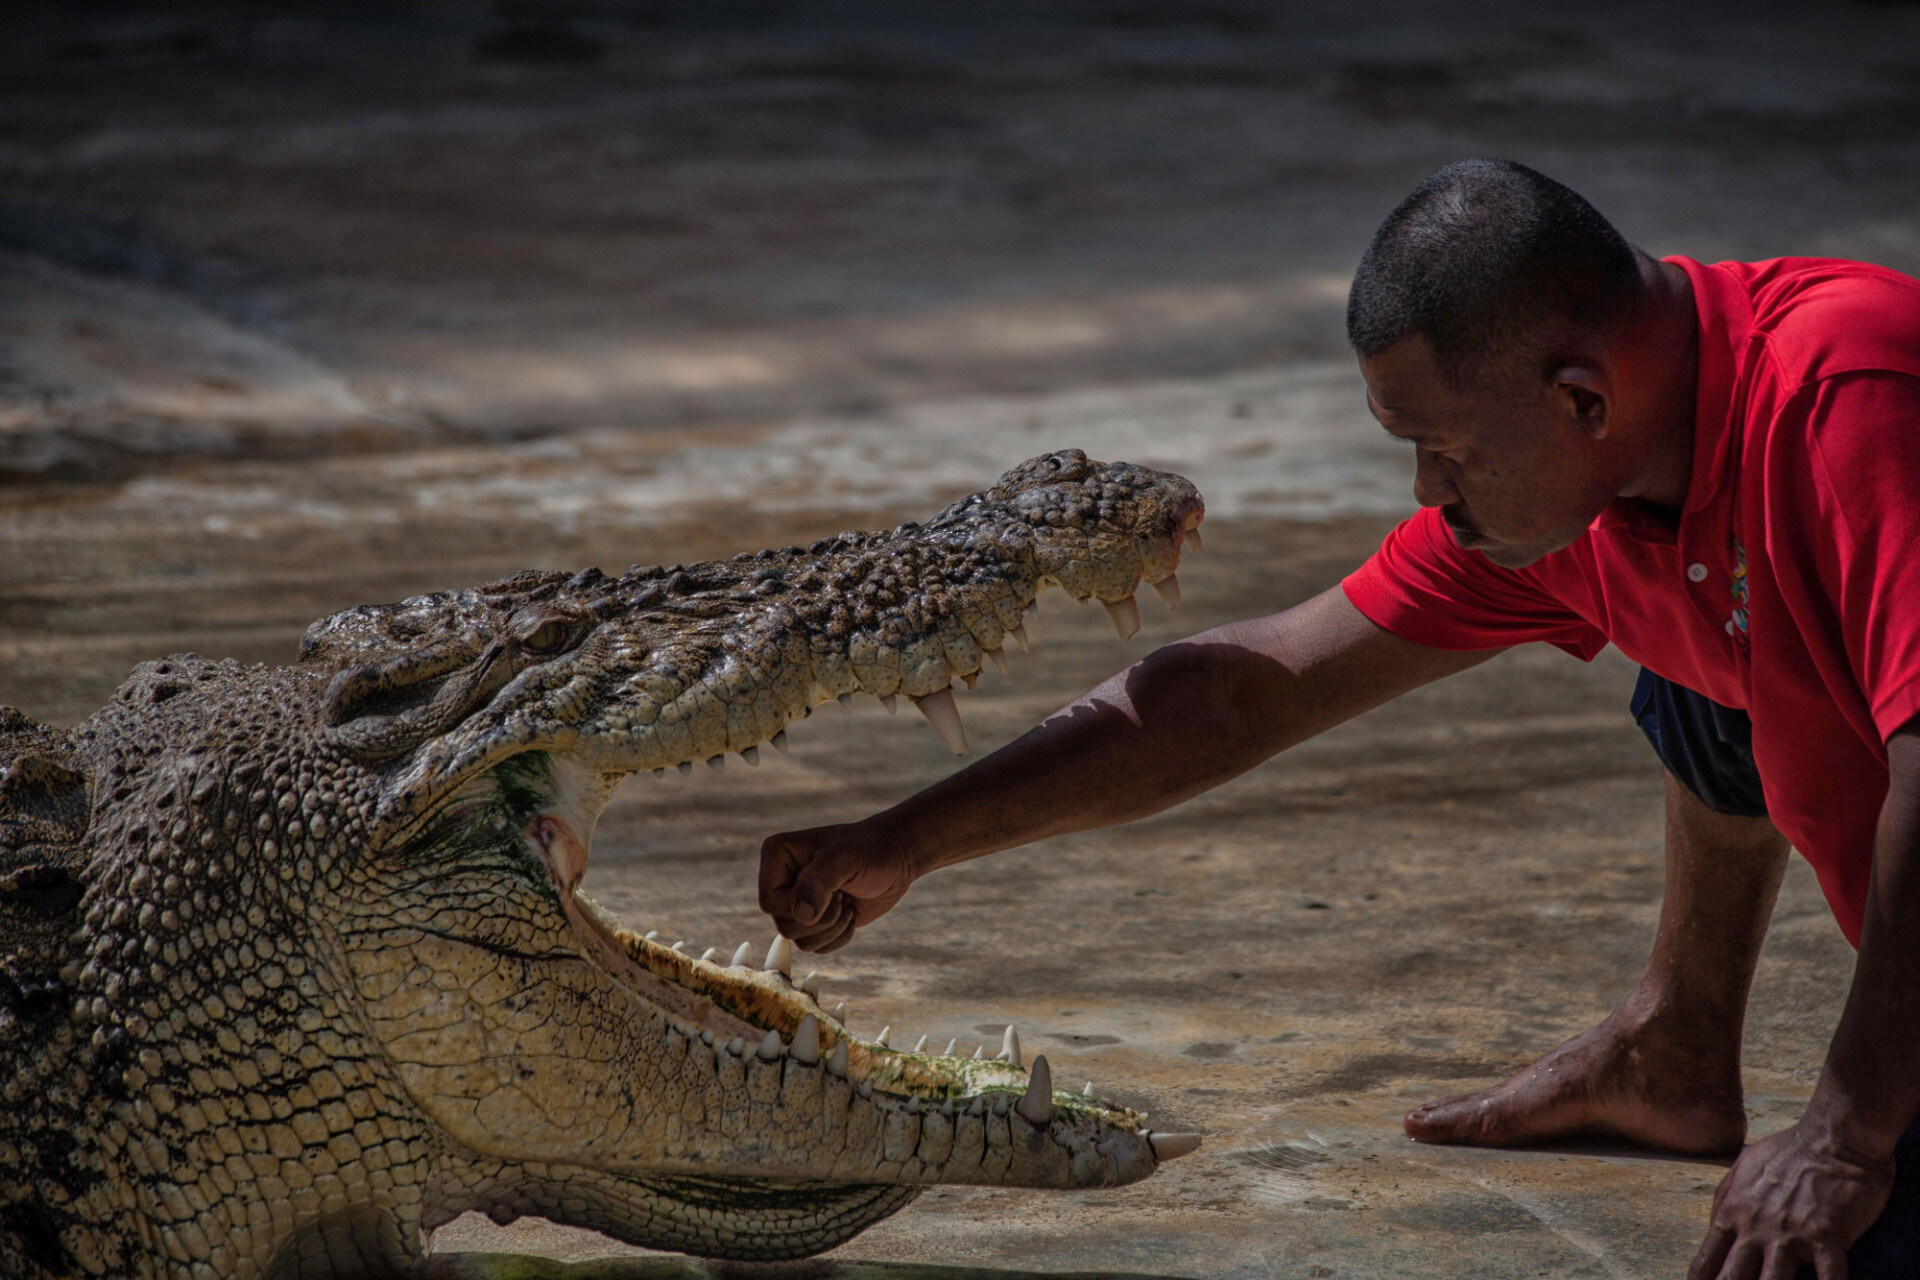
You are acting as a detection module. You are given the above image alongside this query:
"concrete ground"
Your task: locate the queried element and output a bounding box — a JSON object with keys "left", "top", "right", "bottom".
{"left": 2, "top": 2, "right": 1914, "bottom": 1275}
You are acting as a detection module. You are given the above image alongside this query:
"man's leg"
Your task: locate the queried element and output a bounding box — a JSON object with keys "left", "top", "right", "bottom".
{"left": 1405, "top": 770, "right": 1789, "bottom": 1154}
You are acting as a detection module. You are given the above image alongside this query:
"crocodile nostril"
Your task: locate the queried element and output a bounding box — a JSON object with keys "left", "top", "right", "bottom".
{"left": 0, "top": 864, "right": 86, "bottom": 919}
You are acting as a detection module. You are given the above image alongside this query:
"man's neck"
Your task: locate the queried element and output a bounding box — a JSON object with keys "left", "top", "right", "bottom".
{"left": 1618, "top": 259, "right": 1701, "bottom": 511}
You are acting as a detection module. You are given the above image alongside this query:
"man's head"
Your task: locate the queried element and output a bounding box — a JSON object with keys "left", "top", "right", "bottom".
{"left": 1348, "top": 159, "right": 1674, "bottom": 568}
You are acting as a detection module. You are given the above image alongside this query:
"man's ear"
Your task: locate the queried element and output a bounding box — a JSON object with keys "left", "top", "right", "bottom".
{"left": 1551, "top": 364, "right": 1611, "bottom": 439}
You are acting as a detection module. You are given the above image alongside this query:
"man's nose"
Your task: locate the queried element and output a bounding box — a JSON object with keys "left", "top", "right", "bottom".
{"left": 1411, "top": 449, "right": 1460, "bottom": 509}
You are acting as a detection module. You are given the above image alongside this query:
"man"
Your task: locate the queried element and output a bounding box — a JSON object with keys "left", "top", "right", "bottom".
{"left": 757, "top": 160, "right": 1920, "bottom": 1278}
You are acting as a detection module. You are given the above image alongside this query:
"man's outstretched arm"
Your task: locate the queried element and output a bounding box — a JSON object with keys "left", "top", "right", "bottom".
{"left": 759, "top": 585, "right": 1496, "bottom": 951}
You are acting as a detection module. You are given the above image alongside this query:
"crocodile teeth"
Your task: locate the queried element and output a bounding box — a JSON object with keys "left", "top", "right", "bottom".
{"left": 827, "top": 1041, "right": 848, "bottom": 1077}
{"left": 1103, "top": 596, "right": 1141, "bottom": 642}
{"left": 943, "top": 1039, "right": 957, "bottom": 1056}
{"left": 726, "top": 1037, "right": 745, "bottom": 1057}
{"left": 999, "top": 1025, "right": 1021, "bottom": 1067}
{"left": 678, "top": 761, "right": 693, "bottom": 776}
{"left": 651, "top": 768, "right": 665, "bottom": 779}
{"left": 916, "top": 688, "right": 968, "bottom": 755}
{"left": 764, "top": 935, "right": 793, "bottom": 977}
{"left": 985, "top": 647, "right": 1008, "bottom": 676}
{"left": 669, "top": 940, "right": 686, "bottom": 953}
{"left": 1152, "top": 574, "right": 1182, "bottom": 610}
{"left": 1150, "top": 1132, "right": 1204, "bottom": 1161}
{"left": 838, "top": 693, "right": 853, "bottom": 709}
{"left": 971, "top": 1044, "right": 984, "bottom": 1059}
{"left": 771, "top": 730, "right": 789, "bottom": 753}
{"left": 698, "top": 947, "right": 717, "bottom": 964}
{"left": 1015, "top": 1055, "right": 1053, "bottom": 1125}
{"left": 833, "top": 1002, "right": 846, "bottom": 1021}
{"left": 912, "top": 1034, "right": 928, "bottom": 1053}
{"left": 730, "top": 942, "right": 753, "bottom": 968}
{"left": 707, "top": 755, "right": 724, "bottom": 772}
{"left": 1184, "top": 527, "right": 1205, "bottom": 553}
{"left": 741, "top": 746, "right": 760, "bottom": 766}
{"left": 874, "top": 1026, "right": 891, "bottom": 1048}
{"left": 881, "top": 693, "right": 898, "bottom": 715}
{"left": 791, "top": 1014, "right": 820, "bottom": 1064}
{"left": 757, "top": 1029, "right": 783, "bottom": 1060}
{"left": 1009, "top": 622, "right": 1031, "bottom": 652}
{"left": 644, "top": 930, "right": 659, "bottom": 942}
{"left": 1028, "top": 599, "right": 1039, "bottom": 617}
{"left": 907, "top": 1095, "right": 922, "bottom": 1114}
{"left": 858, "top": 1080, "right": 874, "bottom": 1100}
{"left": 1084, "top": 1080, "right": 1094, "bottom": 1095}
{"left": 800, "top": 971, "right": 820, "bottom": 996}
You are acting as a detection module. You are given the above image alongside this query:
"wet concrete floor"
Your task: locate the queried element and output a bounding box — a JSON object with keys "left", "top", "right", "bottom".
{"left": 1, "top": 2, "right": 1912, "bottom": 1275}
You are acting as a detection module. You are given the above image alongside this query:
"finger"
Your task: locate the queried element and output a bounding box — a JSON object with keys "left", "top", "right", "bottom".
{"left": 791, "top": 844, "right": 862, "bottom": 928}
{"left": 1757, "top": 1242, "right": 1813, "bottom": 1280}
{"left": 1811, "top": 1244, "right": 1848, "bottom": 1280}
{"left": 1689, "top": 1222, "right": 1737, "bottom": 1280}
{"left": 757, "top": 834, "right": 803, "bottom": 916}
{"left": 808, "top": 912, "right": 859, "bottom": 955}
{"left": 782, "top": 897, "right": 853, "bottom": 951}
{"left": 1717, "top": 1240, "right": 1765, "bottom": 1280}
{"left": 791, "top": 904, "right": 857, "bottom": 955}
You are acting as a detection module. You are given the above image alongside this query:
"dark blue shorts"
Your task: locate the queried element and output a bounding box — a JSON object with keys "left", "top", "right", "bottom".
{"left": 1633, "top": 668, "right": 1920, "bottom": 1276}
{"left": 1631, "top": 667, "right": 1768, "bottom": 817}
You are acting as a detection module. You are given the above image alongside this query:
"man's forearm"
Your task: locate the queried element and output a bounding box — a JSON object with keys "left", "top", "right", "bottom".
{"left": 1807, "top": 729, "right": 1920, "bottom": 1156}
{"left": 867, "top": 586, "right": 1495, "bottom": 875}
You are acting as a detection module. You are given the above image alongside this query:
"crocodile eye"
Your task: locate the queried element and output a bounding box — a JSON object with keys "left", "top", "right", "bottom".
{"left": 522, "top": 621, "right": 570, "bottom": 654}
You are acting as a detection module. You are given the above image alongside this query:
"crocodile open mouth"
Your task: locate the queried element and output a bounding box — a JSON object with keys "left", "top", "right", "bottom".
{"left": 520, "top": 776, "right": 1201, "bottom": 1181}
{"left": 370, "top": 455, "right": 1212, "bottom": 1191}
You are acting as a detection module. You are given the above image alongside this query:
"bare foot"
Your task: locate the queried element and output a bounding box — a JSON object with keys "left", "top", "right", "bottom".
{"left": 1404, "top": 1003, "right": 1748, "bottom": 1156}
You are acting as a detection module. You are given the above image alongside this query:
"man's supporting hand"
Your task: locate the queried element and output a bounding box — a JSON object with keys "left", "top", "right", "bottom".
{"left": 1684, "top": 726, "right": 1920, "bottom": 1276}
{"left": 759, "top": 822, "right": 918, "bottom": 953}
{"left": 1688, "top": 1120, "right": 1893, "bottom": 1280}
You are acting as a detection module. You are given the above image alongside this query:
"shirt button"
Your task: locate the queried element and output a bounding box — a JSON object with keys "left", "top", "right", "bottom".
{"left": 1687, "top": 563, "right": 1709, "bottom": 582}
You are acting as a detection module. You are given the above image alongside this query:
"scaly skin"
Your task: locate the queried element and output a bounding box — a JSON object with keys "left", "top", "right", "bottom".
{"left": 0, "top": 452, "right": 1205, "bottom": 1279}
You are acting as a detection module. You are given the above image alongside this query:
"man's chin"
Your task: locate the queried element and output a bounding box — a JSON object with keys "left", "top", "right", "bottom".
{"left": 1473, "top": 535, "right": 1570, "bottom": 570}
{"left": 1480, "top": 547, "right": 1543, "bottom": 570}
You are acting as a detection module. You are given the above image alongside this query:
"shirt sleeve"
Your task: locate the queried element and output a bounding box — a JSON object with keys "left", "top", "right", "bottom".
{"left": 1801, "top": 371, "right": 1920, "bottom": 740}
{"left": 1342, "top": 506, "right": 1609, "bottom": 659}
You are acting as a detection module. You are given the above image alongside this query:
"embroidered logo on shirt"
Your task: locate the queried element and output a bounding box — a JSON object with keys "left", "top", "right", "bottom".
{"left": 1728, "top": 539, "right": 1750, "bottom": 659}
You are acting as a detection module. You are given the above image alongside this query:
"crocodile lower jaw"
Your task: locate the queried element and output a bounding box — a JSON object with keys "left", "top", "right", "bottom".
{"left": 516, "top": 770, "right": 1190, "bottom": 1158}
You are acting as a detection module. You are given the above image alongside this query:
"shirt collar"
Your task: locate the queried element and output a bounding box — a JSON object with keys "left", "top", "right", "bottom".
{"left": 1670, "top": 255, "right": 1755, "bottom": 516}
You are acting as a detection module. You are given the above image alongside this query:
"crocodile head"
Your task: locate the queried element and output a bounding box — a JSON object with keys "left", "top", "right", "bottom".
{"left": 0, "top": 451, "right": 1205, "bottom": 1277}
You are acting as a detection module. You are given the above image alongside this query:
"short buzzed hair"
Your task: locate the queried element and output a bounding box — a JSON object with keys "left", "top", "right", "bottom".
{"left": 1346, "top": 159, "right": 1646, "bottom": 381}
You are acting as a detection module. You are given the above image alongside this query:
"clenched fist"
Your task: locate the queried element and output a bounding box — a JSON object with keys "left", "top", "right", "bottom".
{"left": 758, "top": 821, "right": 919, "bottom": 953}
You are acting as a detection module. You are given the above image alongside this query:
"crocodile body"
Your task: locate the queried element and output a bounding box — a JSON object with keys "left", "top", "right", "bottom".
{"left": 0, "top": 452, "right": 1204, "bottom": 1278}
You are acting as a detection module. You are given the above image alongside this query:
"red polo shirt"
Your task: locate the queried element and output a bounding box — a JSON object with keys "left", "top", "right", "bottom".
{"left": 1344, "top": 257, "right": 1920, "bottom": 946}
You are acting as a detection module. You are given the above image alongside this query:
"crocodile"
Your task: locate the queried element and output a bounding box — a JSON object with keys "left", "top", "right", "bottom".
{"left": 0, "top": 451, "right": 1206, "bottom": 1279}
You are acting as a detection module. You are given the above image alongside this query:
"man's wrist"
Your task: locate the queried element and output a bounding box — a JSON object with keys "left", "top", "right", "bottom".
{"left": 1804, "top": 1073, "right": 1915, "bottom": 1163}
{"left": 860, "top": 806, "right": 940, "bottom": 882}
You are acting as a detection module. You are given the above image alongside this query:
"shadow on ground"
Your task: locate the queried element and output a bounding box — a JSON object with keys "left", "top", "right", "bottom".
{"left": 421, "top": 1255, "right": 1189, "bottom": 1280}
